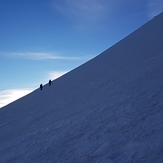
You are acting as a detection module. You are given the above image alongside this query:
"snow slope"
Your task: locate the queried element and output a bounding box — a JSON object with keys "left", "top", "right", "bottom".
{"left": 0, "top": 12, "right": 163, "bottom": 162}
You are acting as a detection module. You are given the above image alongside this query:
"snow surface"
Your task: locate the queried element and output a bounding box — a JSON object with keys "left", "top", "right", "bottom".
{"left": 0, "top": 12, "right": 163, "bottom": 163}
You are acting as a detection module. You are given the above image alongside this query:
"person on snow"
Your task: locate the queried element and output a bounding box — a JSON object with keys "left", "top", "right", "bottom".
{"left": 40, "top": 84, "right": 43, "bottom": 90}
{"left": 49, "top": 80, "right": 52, "bottom": 86}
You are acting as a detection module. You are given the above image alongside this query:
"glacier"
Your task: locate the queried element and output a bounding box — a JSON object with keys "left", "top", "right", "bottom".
{"left": 0, "top": 12, "right": 163, "bottom": 162}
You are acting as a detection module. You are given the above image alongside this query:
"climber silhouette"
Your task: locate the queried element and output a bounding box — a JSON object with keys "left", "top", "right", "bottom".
{"left": 49, "top": 80, "right": 52, "bottom": 86}
{"left": 40, "top": 84, "right": 43, "bottom": 90}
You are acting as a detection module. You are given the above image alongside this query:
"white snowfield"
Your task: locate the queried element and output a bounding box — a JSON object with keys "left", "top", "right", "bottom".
{"left": 0, "top": 12, "right": 163, "bottom": 163}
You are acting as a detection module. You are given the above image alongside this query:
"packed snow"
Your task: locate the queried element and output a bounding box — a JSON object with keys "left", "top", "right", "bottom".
{"left": 0, "top": 12, "right": 163, "bottom": 163}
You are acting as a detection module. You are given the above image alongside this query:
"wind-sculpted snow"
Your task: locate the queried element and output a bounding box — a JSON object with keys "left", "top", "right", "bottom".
{"left": 0, "top": 13, "right": 163, "bottom": 162}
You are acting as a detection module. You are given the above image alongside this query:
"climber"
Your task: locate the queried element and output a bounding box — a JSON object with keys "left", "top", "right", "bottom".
{"left": 40, "top": 84, "right": 43, "bottom": 90}
{"left": 49, "top": 80, "right": 52, "bottom": 86}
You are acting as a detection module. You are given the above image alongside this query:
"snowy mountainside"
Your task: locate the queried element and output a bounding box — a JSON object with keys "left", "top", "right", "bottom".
{"left": 0, "top": 12, "right": 163, "bottom": 162}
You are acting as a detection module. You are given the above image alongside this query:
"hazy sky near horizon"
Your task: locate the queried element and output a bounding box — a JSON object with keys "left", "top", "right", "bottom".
{"left": 0, "top": 0, "right": 163, "bottom": 108}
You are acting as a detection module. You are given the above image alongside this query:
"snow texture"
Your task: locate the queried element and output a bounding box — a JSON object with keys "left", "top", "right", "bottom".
{"left": 0, "top": 12, "right": 163, "bottom": 163}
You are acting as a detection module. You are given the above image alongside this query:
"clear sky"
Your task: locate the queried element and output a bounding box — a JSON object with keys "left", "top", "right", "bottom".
{"left": 0, "top": 0, "right": 163, "bottom": 108}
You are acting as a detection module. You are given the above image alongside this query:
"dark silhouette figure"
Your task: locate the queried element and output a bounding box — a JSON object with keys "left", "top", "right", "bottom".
{"left": 40, "top": 84, "right": 43, "bottom": 90}
{"left": 49, "top": 80, "right": 52, "bottom": 86}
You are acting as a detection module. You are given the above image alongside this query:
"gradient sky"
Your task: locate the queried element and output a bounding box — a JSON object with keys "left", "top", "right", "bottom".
{"left": 0, "top": 0, "right": 163, "bottom": 108}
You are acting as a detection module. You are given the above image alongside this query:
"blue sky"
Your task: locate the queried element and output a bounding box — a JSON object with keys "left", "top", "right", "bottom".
{"left": 0, "top": 0, "right": 163, "bottom": 108}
